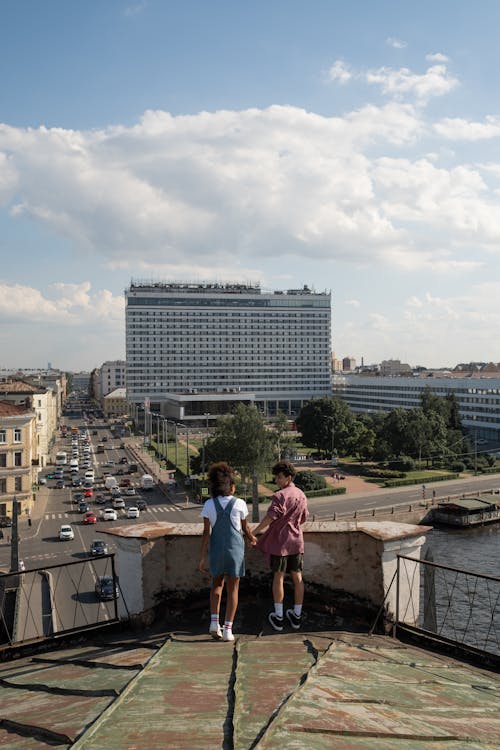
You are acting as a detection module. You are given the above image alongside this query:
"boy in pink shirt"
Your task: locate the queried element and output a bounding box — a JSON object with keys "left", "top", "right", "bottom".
{"left": 253, "top": 460, "right": 308, "bottom": 630}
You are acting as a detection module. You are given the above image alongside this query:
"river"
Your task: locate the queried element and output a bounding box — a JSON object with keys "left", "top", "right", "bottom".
{"left": 424, "top": 521, "right": 500, "bottom": 576}
{"left": 420, "top": 522, "right": 500, "bottom": 655}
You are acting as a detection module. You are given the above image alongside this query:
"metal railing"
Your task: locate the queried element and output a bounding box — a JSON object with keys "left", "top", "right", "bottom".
{"left": 0, "top": 554, "right": 127, "bottom": 650}
{"left": 393, "top": 554, "right": 500, "bottom": 663}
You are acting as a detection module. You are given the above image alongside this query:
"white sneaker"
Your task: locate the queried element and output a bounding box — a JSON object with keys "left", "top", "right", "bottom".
{"left": 222, "top": 627, "right": 234, "bottom": 642}
{"left": 209, "top": 623, "right": 222, "bottom": 640}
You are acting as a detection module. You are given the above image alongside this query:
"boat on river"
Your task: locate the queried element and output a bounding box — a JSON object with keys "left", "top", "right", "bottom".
{"left": 432, "top": 496, "right": 500, "bottom": 527}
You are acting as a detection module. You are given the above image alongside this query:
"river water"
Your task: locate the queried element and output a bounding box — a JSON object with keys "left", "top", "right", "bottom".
{"left": 419, "top": 523, "right": 500, "bottom": 655}
{"left": 423, "top": 522, "right": 500, "bottom": 576}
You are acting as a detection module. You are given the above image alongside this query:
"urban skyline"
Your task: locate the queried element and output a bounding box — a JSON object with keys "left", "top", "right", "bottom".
{"left": 2, "top": 2, "right": 500, "bottom": 370}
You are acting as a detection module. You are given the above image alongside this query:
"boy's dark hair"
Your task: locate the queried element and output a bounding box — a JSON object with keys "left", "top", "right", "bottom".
{"left": 208, "top": 461, "right": 236, "bottom": 497}
{"left": 272, "top": 460, "right": 296, "bottom": 479}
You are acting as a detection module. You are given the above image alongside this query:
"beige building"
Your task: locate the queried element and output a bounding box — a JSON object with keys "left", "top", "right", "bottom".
{"left": 103, "top": 387, "right": 128, "bottom": 418}
{"left": 0, "top": 401, "right": 37, "bottom": 517}
{"left": 0, "top": 379, "right": 59, "bottom": 468}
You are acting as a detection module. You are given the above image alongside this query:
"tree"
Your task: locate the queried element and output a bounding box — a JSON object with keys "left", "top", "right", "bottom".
{"left": 272, "top": 410, "right": 295, "bottom": 459}
{"left": 294, "top": 470, "right": 327, "bottom": 492}
{"left": 190, "top": 404, "right": 273, "bottom": 521}
{"left": 296, "top": 397, "right": 355, "bottom": 456}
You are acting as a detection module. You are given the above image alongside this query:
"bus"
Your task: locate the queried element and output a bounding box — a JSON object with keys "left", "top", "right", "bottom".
{"left": 55, "top": 451, "right": 67, "bottom": 465}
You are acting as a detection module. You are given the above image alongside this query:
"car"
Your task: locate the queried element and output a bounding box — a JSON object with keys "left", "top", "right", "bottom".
{"left": 0, "top": 515, "right": 13, "bottom": 527}
{"left": 72, "top": 476, "right": 83, "bottom": 487}
{"left": 95, "top": 493, "right": 106, "bottom": 504}
{"left": 113, "top": 497, "right": 125, "bottom": 509}
{"left": 119, "top": 456, "right": 129, "bottom": 464}
{"left": 125, "top": 487, "right": 136, "bottom": 496}
{"left": 100, "top": 508, "right": 117, "bottom": 521}
{"left": 83, "top": 511, "right": 97, "bottom": 525}
{"left": 83, "top": 480, "right": 93, "bottom": 488}
{"left": 95, "top": 575, "right": 119, "bottom": 600}
{"left": 127, "top": 506, "right": 140, "bottom": 518}
{"left": 78, "top": 500, "right": 90, "bottom": 513}
{"left": 59, "top": 524, "right": 74, "bottom": 541}
{"left": 136, "top": 498, "right": 148, "bottom": 511}
{"left": 83, "top": 488, "right": 93, "bottom": 498}
{"left": 56, "top": 479, "right": 65, "bottom": 489}
{"left": 38, "top": 476, "right": 47, "bottom": 485}
{"left": 111, "top": 486, "right": 122, "bottom": 496}
{"left": 120, "top": 478, "right": 131, "bottom": 487}
{"left": 90, "top": 539, "right": 108, "bottom": 556}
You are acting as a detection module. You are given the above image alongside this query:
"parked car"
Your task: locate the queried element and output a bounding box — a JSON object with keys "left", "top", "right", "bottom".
{"left": 83, "top": 511, "right": 97, "bottom": 525}
{"left": 95, "top": 575, "right": 119, "bottom": 600}
{"left": 38, "top": 476, "right": 47, "bottom": 485}
{"left": 127, "top": 506, "right": 140, "bottom": 518}
{"left": 59, "top": 524, "right": 74, "bottom": 541}
{"left": 100, "top": 508, "right": 118, "bottom": 521}
{"left": 136, "top": 498, "right": 148, "bottom": 511}
{"left": 0, "top": 515, "right": 13, "bottom": 528}
{"left": 90, "top": 539, "right": 108, "bottom": 556}
{"left": 83, "top": 488, "right": 93, "bottom": 498}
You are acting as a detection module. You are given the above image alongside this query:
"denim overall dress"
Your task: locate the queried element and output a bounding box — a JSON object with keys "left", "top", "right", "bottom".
{"left": 209, "top": 496, "right": 245, "bottom": 578}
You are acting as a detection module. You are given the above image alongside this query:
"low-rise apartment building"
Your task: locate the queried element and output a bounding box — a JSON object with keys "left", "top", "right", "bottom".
{"left": 0, "top": 401, "right": 37, "bottom": 517}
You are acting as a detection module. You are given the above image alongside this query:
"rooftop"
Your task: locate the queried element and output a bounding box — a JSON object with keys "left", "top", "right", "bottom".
{"left": 1, "top": 613, "right": 499, "bottom": 749}
{"left": 0, "top": 400, "right": 34, "bottom": 417}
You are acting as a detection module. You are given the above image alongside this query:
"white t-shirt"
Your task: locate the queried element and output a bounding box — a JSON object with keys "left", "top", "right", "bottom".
{"left": 201, "top": 496, "right": 249, "bottom": 531}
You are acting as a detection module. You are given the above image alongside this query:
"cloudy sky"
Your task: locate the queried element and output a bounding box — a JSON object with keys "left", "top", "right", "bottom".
{"left": 2, "top": 0, "right": 500, "bottom": 371}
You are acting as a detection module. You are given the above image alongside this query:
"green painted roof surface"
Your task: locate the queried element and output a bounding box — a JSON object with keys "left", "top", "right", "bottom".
{"left": 1, "top": 630, "right": 500, "bottom": 748}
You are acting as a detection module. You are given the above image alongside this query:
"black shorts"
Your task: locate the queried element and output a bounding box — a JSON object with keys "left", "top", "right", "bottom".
{"left": 270, "top": 553, "right": 304, "bottom": 573}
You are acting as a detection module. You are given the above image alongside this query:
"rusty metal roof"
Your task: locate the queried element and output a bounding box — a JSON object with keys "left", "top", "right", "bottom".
{"left": 1, "top": 625, "right": 499, "bottom": 748}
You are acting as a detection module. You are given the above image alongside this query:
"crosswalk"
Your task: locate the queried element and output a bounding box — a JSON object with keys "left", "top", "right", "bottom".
{"left": 44, "top": 506, "right": 187, "bottom": 521}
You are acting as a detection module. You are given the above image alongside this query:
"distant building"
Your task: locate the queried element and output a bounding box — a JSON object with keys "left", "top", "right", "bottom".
{"left": 0, "top": 400, "right": 37, "bottom": 517}
{"left": 334, "top": 372, "right": 500, "bottom": 440}
{"left": 342, "top": 356, "right": 356, "bottom": 372}
{"left": 125, "top": 281, "right": 332, "bottom": 421}
{"left": 379, "top": 359, "right": 412, "bottom": 376}
{"left": 100, "top": 361, "right": 126, "bottom": 397}
{"left": 103, "top": 388, "right": 128, "bottom": 419}
{"left": 72, "top": 372, "right": 91, "bottom": 391}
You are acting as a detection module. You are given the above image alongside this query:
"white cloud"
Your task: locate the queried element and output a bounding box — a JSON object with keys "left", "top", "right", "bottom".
{"left": 327, "top": 60, "right": 352, "bottom": 84}
{"left": 386, "top": 37, "right": 407, "bottom": 49}
{"left": 0, "top": 281, "right": 124, "bottom": 324}
{"left": 345, "top": 299, "right": 360, "bottom": 307}
{"left": 366, "top": 63, "right": 459, "bottom": 102}
{"left": 426, "top": 52, "right": 449, "bottom": 62}
{"left": 434, "top": 116, "right": 500, "bottom": 141}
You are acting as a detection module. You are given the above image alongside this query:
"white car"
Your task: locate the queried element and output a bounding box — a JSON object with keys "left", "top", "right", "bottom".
{"left": 113, "top": 497, "right": 125, "bottom": 509}
{"left": 125, "top": 487, "right": 136, "bottom": 496}
{"left": 127, "top": 506, "right": 140, "bottom": 518}
{"left": 59, "top": 524, "right": 74, "bottom": 541}
{"left": 101, "top": 508, "right": 118, "bottom": 521}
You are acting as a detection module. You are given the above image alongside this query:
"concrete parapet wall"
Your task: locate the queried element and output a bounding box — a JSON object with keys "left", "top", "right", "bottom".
{"left": 105, "top": 520, "right": 430, "bottom": 625}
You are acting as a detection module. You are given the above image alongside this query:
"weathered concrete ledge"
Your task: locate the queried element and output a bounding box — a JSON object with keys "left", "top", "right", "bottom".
{"left": 103, "top": 520, "right": 430, "bottom": 626}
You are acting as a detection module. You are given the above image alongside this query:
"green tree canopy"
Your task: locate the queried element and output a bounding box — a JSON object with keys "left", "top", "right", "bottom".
{"left": 191, "top": 404, "right": 274, "bottom": 481}
{"left": 296, "top": 397, "right": 355, "bottom": 456}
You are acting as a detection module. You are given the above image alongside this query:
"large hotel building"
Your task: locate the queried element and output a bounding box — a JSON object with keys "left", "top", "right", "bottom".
{"left": 125, "top": 281, "right": 332, "bottom": 422}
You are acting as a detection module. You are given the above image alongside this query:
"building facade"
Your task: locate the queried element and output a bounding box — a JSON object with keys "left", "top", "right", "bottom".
{"left": 125, "top": 282, "right": 332, "bottom": 420}
{"left": 0, "top": 401, "right": 37, "bottom": 517}
{"left": 334, "top": 373, "right": 500, "bottom": 440}
{"left": 103, "top": 387, "right": 128, "bottom": 418}
{"left": 0, "top": 380, "right": 58, "bottom": 469}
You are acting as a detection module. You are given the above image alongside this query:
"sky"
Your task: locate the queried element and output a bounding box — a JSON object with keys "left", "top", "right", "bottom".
{"left": 2, "top": 0, "right": 500, "bottom": 371}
